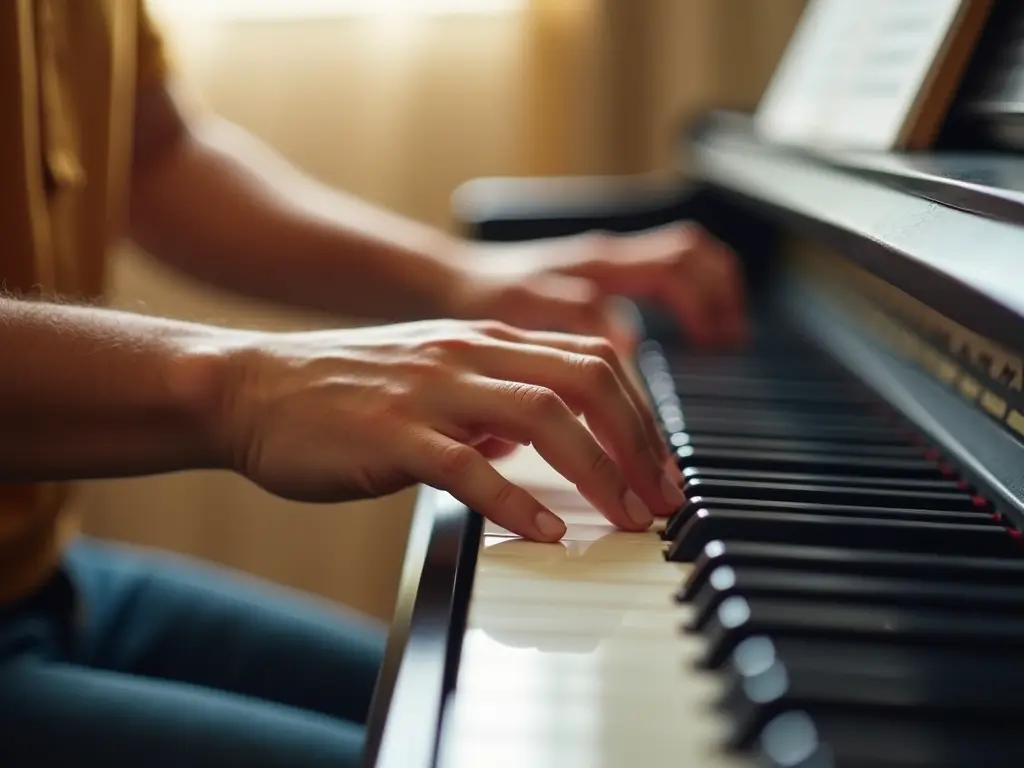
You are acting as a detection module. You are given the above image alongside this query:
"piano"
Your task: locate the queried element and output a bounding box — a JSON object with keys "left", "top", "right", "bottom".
{"left": 362, "top": 2, "right": 1024, "bottom": 766}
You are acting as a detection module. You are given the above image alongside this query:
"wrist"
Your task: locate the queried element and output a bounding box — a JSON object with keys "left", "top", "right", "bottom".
{"left": 165, "top": 329, "right": 257, "bottom": 472}
{"left": 420, "top": 235, "right": 477, "bottom": 320}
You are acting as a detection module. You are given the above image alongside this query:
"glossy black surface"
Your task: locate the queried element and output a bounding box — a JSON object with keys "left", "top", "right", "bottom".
{"left": 690, "top": 112, "right": 1024, "bottom": 355}
{"left": 361, "top": 490, "right": 480, "bottom": 768}
{"left": 644, "top": 310, "right": 1024, "bottom": 761}
{"left": 369, "top": 102, "right": 1024, "bottom": 767}
{"left": 824, "top": 151, "right": 1024, "bottom": 224}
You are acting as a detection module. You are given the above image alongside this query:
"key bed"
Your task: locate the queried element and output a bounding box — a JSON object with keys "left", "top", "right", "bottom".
{"left": 642, "top": 320, "right": 1024, "bottom": 767}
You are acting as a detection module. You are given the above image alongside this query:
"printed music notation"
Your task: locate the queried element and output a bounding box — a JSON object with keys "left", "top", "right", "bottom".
{"left": 756, "top": 0, "right": 989, "bottom": 151}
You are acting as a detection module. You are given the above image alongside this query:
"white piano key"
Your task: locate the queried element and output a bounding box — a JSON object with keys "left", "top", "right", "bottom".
{"left": 470, "top": 576, "right": 680, "bottom": 609}
{"left": 485, "top": 522, "right": 660, "bottom": 543}
{"left": 480, "top": 535, "right": 670, "bottom": 564}
{"left": 436, "top": 447, "right": 757, "bottom": 768}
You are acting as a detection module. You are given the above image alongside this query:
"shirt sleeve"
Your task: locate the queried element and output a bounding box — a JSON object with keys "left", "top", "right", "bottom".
{"left": 136, "top": 1, "right": 170, "bottom": 88}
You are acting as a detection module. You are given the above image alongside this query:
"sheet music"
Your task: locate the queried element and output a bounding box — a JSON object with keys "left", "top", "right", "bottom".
{"left": 756, "top": 0, "right": 974, "bottom": 151}
{"left": 756, "top": 0, "right": 861, "bottom": 146}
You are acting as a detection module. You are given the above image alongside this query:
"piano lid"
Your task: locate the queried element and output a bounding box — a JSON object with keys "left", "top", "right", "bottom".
{"left": 689, "top": 112, "right": 1024, "bottom": 359}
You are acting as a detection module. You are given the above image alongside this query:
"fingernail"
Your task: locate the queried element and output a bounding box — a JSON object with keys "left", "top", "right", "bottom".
{"left": 535, "top": 510, "right": 566, "bottom": 539}
{"left": 623, "top": 490, "right": 653, "bottom": 528}
{"left": 662, "top": 473, "right": 685, "bottom": 507}
{"left": 664, "top": 456, "right": 683, "bottom": 484}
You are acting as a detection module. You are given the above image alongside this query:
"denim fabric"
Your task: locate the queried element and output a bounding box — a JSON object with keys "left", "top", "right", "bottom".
{"left": 0, "top": 537, "right": 385, "bottom": 767}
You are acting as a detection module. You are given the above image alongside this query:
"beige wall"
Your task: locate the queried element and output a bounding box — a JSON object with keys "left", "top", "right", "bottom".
{"left": 597, "top": 0, "right": 805, "bottom": 173}
{"left": 79, "top": 2, "right": 804, "bottom": 622}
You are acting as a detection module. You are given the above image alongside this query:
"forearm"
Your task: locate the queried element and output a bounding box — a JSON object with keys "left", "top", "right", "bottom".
{"left": 129, "top": 108, "right": 464, "bottom": 322}
{"left": 0, "top": 297, "right": 233, "bottom": 482}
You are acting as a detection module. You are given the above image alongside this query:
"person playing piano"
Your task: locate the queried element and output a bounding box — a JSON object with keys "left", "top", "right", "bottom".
{"left": 0, "top": 3, "right": 745, "bottom": 767}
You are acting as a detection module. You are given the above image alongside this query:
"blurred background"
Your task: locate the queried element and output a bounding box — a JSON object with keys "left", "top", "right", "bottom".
{"left": 79, "top": 0, "right": 805, "bottom": 621}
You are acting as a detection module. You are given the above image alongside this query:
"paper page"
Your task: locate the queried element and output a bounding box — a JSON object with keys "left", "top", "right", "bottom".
{"left": 756, "top": 0, "right": 968, "bottom": 151}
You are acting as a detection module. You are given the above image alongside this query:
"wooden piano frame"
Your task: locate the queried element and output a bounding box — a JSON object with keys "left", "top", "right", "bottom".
{"left": 362, "top": 110, "right": 1024, "bottom": 768}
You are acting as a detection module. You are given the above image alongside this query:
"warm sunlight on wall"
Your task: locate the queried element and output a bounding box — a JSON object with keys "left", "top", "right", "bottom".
{"left": 148, "top": 0, "right": 525, "bottom": 21}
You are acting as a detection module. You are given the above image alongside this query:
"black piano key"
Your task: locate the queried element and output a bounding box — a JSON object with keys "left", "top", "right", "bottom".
{"left": 757, "top": 710, "right": 1024, "bottom": 768}
{"left": 734, "top": 635, "right": 1024, "bottom": 690}
{"left": 663, "top": 352, "right": 835, "bottom": 375}
{"left": 687, "top": 565, "right": 1024, "bottom": 631}
{"left": 666, "top": 508, "right": 1017, "bottom": 563}
{"left": 678, "top": 402, "right": 891, "bottom": 422}
{"left": 663, "top": 481, "right": 983, "bottom": 538}
{"left": 671, "top": 376, "right": 862, "bottom": 404}
{"left": 675, "top": 415, "right": 901, "bottom": 443}
{"left": 722, "top": 635, "right": 1024, "bottom": 749}
{"left": 739, "top": 634, "right": 1024, "bottom": 680}
{"left": 664, "top": 497, "right": 991, "bottom": 544}
{"left": 681, "top": 478, "right": 978, "bottom": 512}
{"left": 673, "top": 433, "right": 922, "bottom": 458}
{"left": 669, "top": 363, "right": 843, "bottom": 379}
{"left": 675, "top": 400, "right": 886, "bottom": 422}
{"left": 674, "top": 370, "right": 847, "bottom": 387}
{"left": 680, "top": 466, "right": 963, "bottom": 491}
{"left": 679, "top": 540, "right": 1024, "bottom": 602}
{"left": 664, "top": 350, "right": 834, "bottom": 369}
{"left": 700, "top": 595, "right": 1024, "bottom": 670}
{"left": 677, "top": 445, "right": 944, "bottom": 479}
{"left": 754, "top": 711, "right": 837, "bottom": 768}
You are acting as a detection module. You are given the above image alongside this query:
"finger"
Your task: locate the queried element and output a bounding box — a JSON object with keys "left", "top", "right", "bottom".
{"left": 559, "top": 228, "right": 718, "bottom": 346}
{"left": 454, "top": 376, "right": 665, "bottom": 530}
{"left": 481, "top": 324, "right": 670, "bottom": 464}
{"left": 652, "top": 273, "right": 720, "bottom": 347}
{"left": 675, "top": 239, "right": 747, "bottom": 347}
{"left": 406, "top": 428, "right": 566, "bottom": 542}
{"left": 511, "top": 274, "right": 623, "bottom": 341}
{"left": 710, "top": 242, "right": 749, "bottom": 344}
{"left": 496, "top": 273, "right": 640, "bottom": 358}
{"left": 471, "top": 436, "right": 520, "bottom": 461}
{"left": 460, "top": 341, "right": 676, "bottom": 518}
{"left": 562, "top": 224, "right": 747, "bottom": 347}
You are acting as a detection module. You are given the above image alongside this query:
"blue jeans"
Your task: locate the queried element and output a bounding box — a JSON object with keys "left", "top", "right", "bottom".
{"left": 0, "top": 537, "right": 385, "bottom": 767}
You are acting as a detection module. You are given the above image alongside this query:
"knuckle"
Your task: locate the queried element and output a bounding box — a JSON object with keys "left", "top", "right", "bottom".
{"left": 432, "top": 442, "right": 478, "bottom": 479}
{"left": 578, "top": 231, "right": 609, "bottom": 252}
{"left": 472, "top": 319, "right": 513, "bottom": 338}
{"left": 631, "top": 436, "right": 655, "bottom": 460}
{"left": 588, "top": 449, "right": 617, "bottom": 478}
{"left": 401, "top": 356, "right": 449, "bottom": 381}
{"left": 511, "top": 383, "right": 564, "bottom": 418}
{"left": 580, "top": 355, "right": 618, "bottom": 392}
{"left": 492, "top": 479, "right": 520, "bottom": 508}
{"left": 423, "top": 333, "right": 482, "bottom": 358}
{"left": 670, "top": 225, "right": 712, "bottom": 265}
{"left": 679, "top": 222, "right": 713, "bottom": 250}
{"left": 365, "top": 384, "right": 414, "bottom": 426}
{"left": 580, "top": 337, "right": 617, "bottom": 363}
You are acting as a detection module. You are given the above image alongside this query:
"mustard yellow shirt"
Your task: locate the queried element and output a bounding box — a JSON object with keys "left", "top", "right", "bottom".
{"left": 0, "top": 0, "right": 168, "bottom": 602}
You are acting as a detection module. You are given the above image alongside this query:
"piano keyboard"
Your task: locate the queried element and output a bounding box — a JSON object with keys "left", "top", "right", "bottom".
{"left": 436, "top": 317, "right": 1024, "bottom": 768}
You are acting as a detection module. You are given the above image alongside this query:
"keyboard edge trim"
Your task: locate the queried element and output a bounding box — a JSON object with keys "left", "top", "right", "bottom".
{"left": 362, "top": 487, "right": 481, "bottom": 768}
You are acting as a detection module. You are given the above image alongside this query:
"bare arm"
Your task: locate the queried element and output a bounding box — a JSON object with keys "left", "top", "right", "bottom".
{"left": 128, "top": 83, "right": 465, "bottom": 322}
{"left": 127, "top": 82, "right": 748, "bottom": 345}
{"left": 0, "top": 296, "right": 679, "bottom": 541}
{"left": 0, "top": 297, "right": 231, "bottom": 482}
